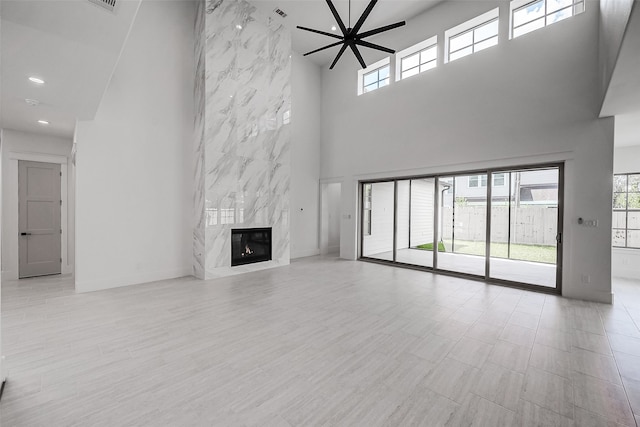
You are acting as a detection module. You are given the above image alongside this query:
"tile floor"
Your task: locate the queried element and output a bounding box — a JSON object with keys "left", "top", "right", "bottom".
{"left": 0, "top": 256, "right": 639, "bottom": 426}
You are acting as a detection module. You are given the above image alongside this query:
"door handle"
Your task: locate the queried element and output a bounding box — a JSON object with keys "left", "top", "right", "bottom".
{"left": 20, "top": 232, "right": 32, "bottom": 236}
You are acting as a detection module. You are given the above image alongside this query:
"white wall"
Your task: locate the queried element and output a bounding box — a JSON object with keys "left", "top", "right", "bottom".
{"left": 291, "top": 53, "right": 322, "bottom": 259}
{"left": 326, "top": 183, "right": 341, "bottom": 252}
{"left": 613, "top": 144, "right": 640, "bottom": 279}
{"left": 397, "top": 180, "right": 410, "bottom": 250}
{"left": 75, "top": 0, "right": 194, "bottom": 292}
{"left": 0, "top": 129, "right": 3, "bottom": 385}
{"left": 599, "top": 0, "right": 635, "bottom": 100}
{"left": 0, "top": 128, "right": 73, "bottom": 280}
{"left": 615, "top": 145, "right": 640, "bottom": 173}
{"left": 363, "top": 181, "right": 394, "bottom": 256}
{"left": 410, "top": 179, "right": 436, "bottom": 248}
{"left": 321, "top": 1, "right": 615, "bottom": 303}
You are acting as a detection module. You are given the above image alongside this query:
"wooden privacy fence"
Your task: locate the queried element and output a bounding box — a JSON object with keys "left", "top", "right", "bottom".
{"left": 442, "top": 206, "right": 558, "bottom": 246}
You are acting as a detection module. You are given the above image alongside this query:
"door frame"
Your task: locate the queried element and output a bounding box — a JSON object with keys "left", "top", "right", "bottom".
{"left": 5, "top": 152, "right": 71, "bottom": 280}
{"left": 358, "top": 162, "right": 564, "bottom": 295}
{"left": 319, "top": 178, "right": 343, "bottom": 256}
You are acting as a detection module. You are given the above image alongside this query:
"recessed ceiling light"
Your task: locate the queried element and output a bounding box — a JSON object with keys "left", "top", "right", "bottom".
{"left": 38, "top": 120, "right": 50, "bottom": 125}
{"left": 25, "top": 99, "right": 40, "bottom": 107}
{"left": 29, "top": 76, "right": 45, "bottom": 85}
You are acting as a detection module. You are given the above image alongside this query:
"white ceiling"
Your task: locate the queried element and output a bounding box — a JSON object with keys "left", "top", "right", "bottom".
{"left": 251, "top": 0, "right": 442, "bottom": 66}
{"left": 601, "top": 4, "right": 640, "bottom": 148}
{"left": 2, "top": 0, "right": 637, "bottom": 147}
{"left": 0, "top": 0, "right": 141, "bottom": 138}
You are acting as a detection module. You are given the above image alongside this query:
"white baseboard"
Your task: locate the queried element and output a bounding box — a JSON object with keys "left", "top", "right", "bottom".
{"left": 75, "top": 267, "right": 192, "bottom": 293}
{"left": 1, "top": 271, "right": 18, "bottom": 282}
{"left": 563, "top": 288, "right": 613, "bottom": 304}
{"left": 291, "top": 248, "right": 320, "bottom": 259}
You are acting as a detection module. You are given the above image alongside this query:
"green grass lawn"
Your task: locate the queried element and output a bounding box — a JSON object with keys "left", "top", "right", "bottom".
{"left": 416, "top": 242, "right": 447, "bottom": 252}
{"left": 415, "top": 240, "right": 556, "bottom": 264}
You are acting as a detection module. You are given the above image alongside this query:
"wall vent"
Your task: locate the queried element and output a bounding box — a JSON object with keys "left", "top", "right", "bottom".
{"left": 88, "top": 0, "right": 116, "bottom": 12}
{"left": 273, "top": 8, "right": 287, "bottom": 18}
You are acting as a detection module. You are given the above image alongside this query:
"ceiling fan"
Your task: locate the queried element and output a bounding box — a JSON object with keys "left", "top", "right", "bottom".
{"left": 297, "top": 0, "right": 406, "bottom": 70}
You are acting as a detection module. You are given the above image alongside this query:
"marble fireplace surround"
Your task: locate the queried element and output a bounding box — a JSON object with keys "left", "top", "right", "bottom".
{"left": 193, "top": 0, "right": 292, "bottom": 279}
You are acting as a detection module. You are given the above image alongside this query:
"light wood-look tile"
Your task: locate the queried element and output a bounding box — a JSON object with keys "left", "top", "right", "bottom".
{"left": 500, "top": 324, "right": 536, "bottom": 348}
{"left": 422, "top": 358, "right": 480, "bottom": 403}
{"left": 471, "top": 362, "right": 524, "bottom": 411}
{"left": 529, "top": 343, "right": 572, "bottom": 379}
{"left": 445, "top": 394, "right": 516, "bottom": 427}
{"left": 508, "top": 310, "right": 540, "bottom": 330}
{"left": 609, "top": 332, "right": 640, "bottom": 357}
{"left": 573, "top": 407, "right": 630, "bottom": 427}
{"left": 516, "top": 399, "right": 573, "bottom": 427}
{"left": 621, "top": 376, "right": 640, "bottom": 417}
{"left": 573, "top": 372, "right": 636, "bottom": 426}
{"left": 464, "top": 321, "right": 504, "bottom": 345}
{"left": 521, "top": 367, "right": 574, "bottom": 419}
{"left": 570, "top": 347, "right": 622, "bottom": 385}
{"left": 448, "top": 337, "right": 494, "bottom": 368}
{"left": 487, "top": 340, "right": 532, "bottom": 373}
{"left": 535, "top": 326, "right": 573, "bottom": 352}
{"left": 614, "top": 351, "right": 640, "bottom": 382}
{"left": 1, "top": 258, "right": 639, "bottom": 426}
{"left": 572, "top": 330, "right": 614, "bottom": 356}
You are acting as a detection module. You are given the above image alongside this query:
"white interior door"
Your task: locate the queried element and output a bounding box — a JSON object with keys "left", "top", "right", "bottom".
{"left": 19, "top": 161, "right": 62, "bottom": 278}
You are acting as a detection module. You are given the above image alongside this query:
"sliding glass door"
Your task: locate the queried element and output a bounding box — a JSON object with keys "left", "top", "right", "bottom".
{"left": 395, "top": 178, "right": 436, "bottom": 268}
{"left": 360, "top": 164, "right": 563, "bottom": 292}
{"left": 488, "top": 168, "right": 560, "bottom": 288}
{"left": 438, "top": 175, "right": 488, "bottom": 277}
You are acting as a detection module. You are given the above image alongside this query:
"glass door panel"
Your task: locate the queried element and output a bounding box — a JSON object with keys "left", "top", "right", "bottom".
{"left": 396, "top": 178, "right": 436, "bottom": 267}
{"left": 437, "top": 174, "right": 487, "bottom": 276}
{"left": 489, "top": 168, "right": 559, "bottom": 288}
{"left": 362, "top": 181, "right": 395, "bottom": 261}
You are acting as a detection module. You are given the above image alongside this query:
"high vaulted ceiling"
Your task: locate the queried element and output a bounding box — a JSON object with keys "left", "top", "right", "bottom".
{"left": 2, "top": 0, "right": 638, "bottom": 148}
{"left": 0, "top": 0, "right": 141, "bottom": 138}
{"left": 601, "top": 3, "right": 640, "bottom": 147}
{"left": 251, "top": 0, "right": 442, "bottom": 66}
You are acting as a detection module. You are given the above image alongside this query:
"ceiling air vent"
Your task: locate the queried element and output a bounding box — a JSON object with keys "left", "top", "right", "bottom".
{"left": 274, "top": 8, "right": 287, "bottom": 18}
{"left": 88, "top": 0, "right": 116, "bottom": 12}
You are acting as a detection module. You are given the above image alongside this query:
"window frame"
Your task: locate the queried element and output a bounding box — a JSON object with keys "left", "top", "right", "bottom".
{"left": 613, "top": 173, "right": 640, "bottom": 249}
{"left": 363, "top": 183, "right": 372, "bottom": 236}
{"left": 493, "top": 173, "right": 506, "bottom": 187}
{"left": 357, "top": 57, "right": 391, "bottom": 96}
{"left": 444, "top": 8, "right": 500, "bottom": 64}
{"left": 469, "top": 175, "right": 490, "bottom": 188}
{"left": 395, "top": 36, "right": 438, "bottom": 82}
{"left": 509, "top": 0, "right": 585, "bottom": 39}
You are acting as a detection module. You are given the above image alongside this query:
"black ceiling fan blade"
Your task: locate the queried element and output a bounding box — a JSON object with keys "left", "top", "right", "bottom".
{"left": 355, "top": 40, "right": 395, "bottom": 54}
{"left": 304, "top": 41, "right": 345, "bottom": 56}
{"left": 352, "top": 0, "right": 378, "bottom": 34}
{"left": 297, "top": 26, "right": 343, "bottom": 40}
{"left": 330, "top": 43, "right": 349, "bottom": 69}
{"left": 326, "top": 0, "right": 348, "bottom": 35}
{"left": 349, "top": 44, "right": 368, "bottom": 69}
{"left": 357, "top": 21, "right": 406, "bottom": 39}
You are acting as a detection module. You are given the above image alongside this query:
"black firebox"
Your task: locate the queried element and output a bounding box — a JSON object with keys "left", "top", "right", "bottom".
{"left": 231, "top": 228, "right": 272, "bottom": 266}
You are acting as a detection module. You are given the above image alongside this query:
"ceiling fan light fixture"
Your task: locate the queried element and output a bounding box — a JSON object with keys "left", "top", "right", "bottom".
{"left": 297, "top": 0, "right": 406, "bottom": 70}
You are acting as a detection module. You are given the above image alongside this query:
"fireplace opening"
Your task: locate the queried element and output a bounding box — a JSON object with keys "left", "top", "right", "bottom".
{"left": 231, "top": 228, "right": 272, "bottom": 266}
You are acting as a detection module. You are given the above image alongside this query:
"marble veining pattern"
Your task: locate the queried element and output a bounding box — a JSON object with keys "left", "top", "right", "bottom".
{"left": 193, "top": 0, "right": 207, "bottom": 279}
{"left": 197, "top": 0, "right": 291, "bottom": 278}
